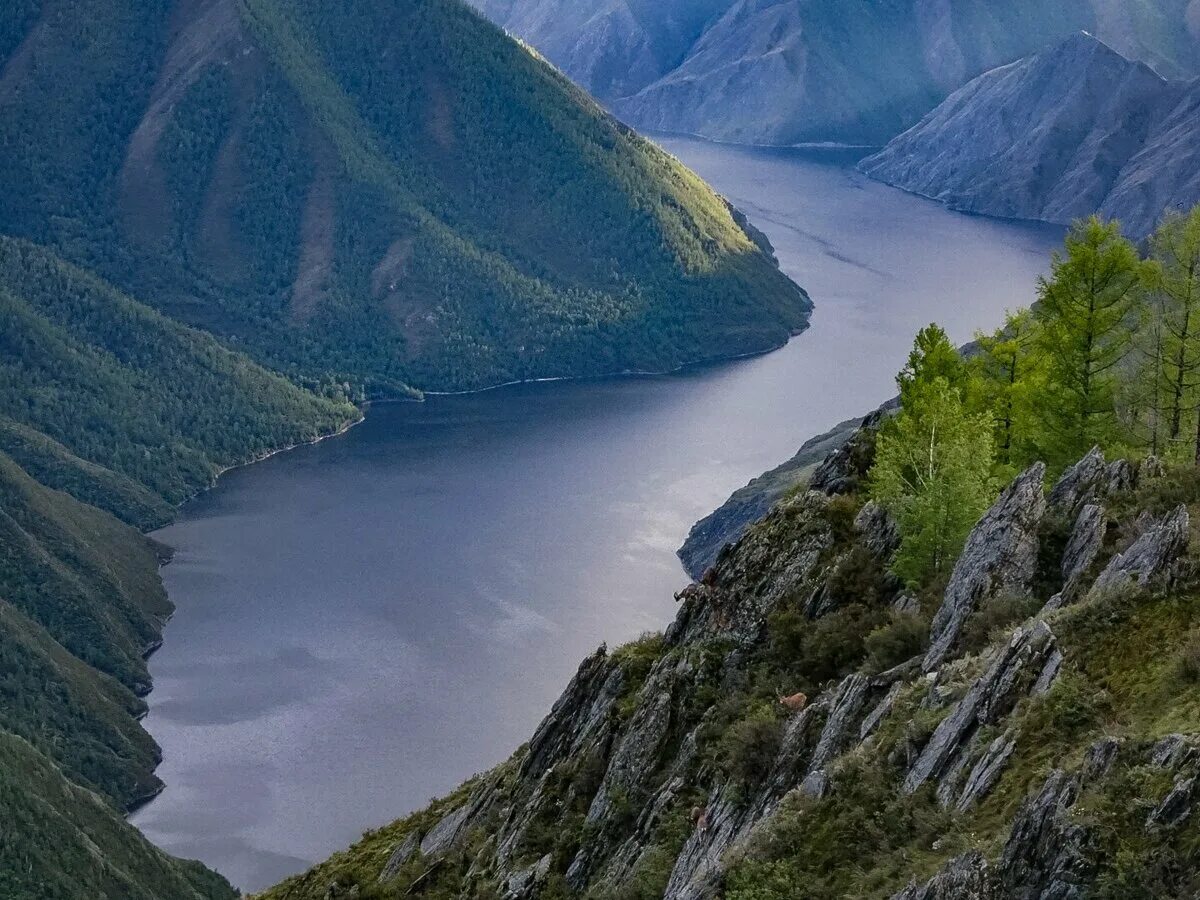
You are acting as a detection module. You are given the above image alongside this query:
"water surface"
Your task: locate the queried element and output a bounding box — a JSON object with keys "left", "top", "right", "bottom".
{"left": 133, "top": 137, "right": 1063, "bottom": 890}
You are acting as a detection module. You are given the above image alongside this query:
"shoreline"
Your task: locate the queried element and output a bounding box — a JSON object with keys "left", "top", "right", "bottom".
{"left": 419, "top": 330, "right": 805, "bottom": 399}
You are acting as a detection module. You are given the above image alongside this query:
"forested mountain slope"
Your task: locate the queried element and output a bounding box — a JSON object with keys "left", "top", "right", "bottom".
{"left": 472, "top": 0, "right": 1200, "bottom": 147}
{"left": 0, "top": 0, "right": 809, "bottom": 394}
{"left": 0, "top": 240, "right": 357, "bottom": 899}
{"left": 858, "top": 34, "right": 1200, "bottom": 237}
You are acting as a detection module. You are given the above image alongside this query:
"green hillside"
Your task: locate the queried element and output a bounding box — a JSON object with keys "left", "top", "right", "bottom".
{"left": 0, "top": 731, "right": 235, "bottom": 900}
{"left": 0, "top": 237, "right": 358, "bottom": 519}
{"left": 0, "top": 239, "right": 356, "bottom": 897}
{"left": 0, "top": 0, "right": 809, "bottom": 394}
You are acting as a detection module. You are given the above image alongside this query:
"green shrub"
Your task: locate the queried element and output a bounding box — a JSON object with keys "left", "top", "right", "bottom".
{"left": 961, "top": 592, "right": 1042, "bottom": 654}
{"left": 717, "top": 703, "right": 783, "bottom": 788}
{"left": 864, "top": 612, "right": 930, "bottom": 673}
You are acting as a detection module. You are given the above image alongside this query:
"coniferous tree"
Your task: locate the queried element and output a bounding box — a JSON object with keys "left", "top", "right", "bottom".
{"left": 871, "top": 378, "right": 994, "bottom": 587}
{"left": 1032, "top": 217, "right": 1147, "bottom": 467}
{"left": 1146, "top": 208, "right": 1200, "bottom": 462}
{"left": 971, "top": 309, "right": 1038, "bottom": 469}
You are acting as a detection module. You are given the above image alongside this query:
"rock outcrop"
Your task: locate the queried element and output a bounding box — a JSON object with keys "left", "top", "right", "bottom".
{"left": 906, "top": 622, "right": 1059, "bottom": 794}
{"left": 1089, "top": 504, "right": 1189, "bottom": 596}
{"left": 924, "top": 464, "right": 1047, "bottom": 671}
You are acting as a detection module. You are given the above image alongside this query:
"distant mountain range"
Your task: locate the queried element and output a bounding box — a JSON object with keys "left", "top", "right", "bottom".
{"left": 471, "top": 0, "right": 1200, "bottom": 146}
{"left": 859, "top": 32, "right": 1200, "bottom": 237}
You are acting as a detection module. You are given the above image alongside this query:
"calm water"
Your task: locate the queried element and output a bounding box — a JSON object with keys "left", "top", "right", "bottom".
{"left": 132, "top": 137, "right": 1062, "bottom": 890}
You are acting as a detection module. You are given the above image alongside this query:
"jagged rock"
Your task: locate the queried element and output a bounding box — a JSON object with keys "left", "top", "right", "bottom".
{"left": 800, "top": 769, "right": 830, "bottom": 799}
{"left": 584, "top": 679, "right": 673, "bottom": 825}
{"left": 1048, "top": 447, "right": 1107, "bottom": 515}
{"left": 1081, "top": 737, "right": 1121, "bottom": 784}
{"left": 935, "top": 742, "right": 975, "bottom": 807}
{"left": 1090, "top": 504, "right": 1189, "bottom": 597}
{"left": 1104, "top": 459, "right": 1136, "bottom": 496}
{"left": 809, "top": 673, "right": 872, "bottom": 772}
{"left": 519, "top": 648, "right": 623, "bottom": 784}
{"left": 891, "top": 851, "right": 995, "bottom": 900}
{"left": 502, "top": 853, "right": 552, "bottom": 899}
{"left": 1150, "top": 733, "right": 1196, "bottom": 769}
{"left": 875, "top": 656, "right": 923, "bottom": 687}
{"left": 763, "top": 697, "right": 830, "bottom": 800}
{"left": 664, "top": 699, "right": 833, "bottom": 900}
{"left": 595, "top": 728, "right": 705, "bottom": 891}
{"left": 1146, "top": 776, "right": 1195, "bottom": 829}
{"left": 1033, "top": 649, "right": 1064, "bottom": 695}
{"left": 893, "top": 593, "right": 921, "bottom": 615}
{"left": 855, "top": 500, "right": 900, "bottom": 558}
{"left": 999, "top": 770, "right": 1092, "bottom": 899}
{"left": 420, "top": 776, "right": 499, "bottom": 857}
{"left": 906, "top": 623, "right": 1057, "bottom": 793}
{"left": 1058, "top": 504, "right": 1106, "bottom": 604}
{"left": 672, "top": 491, "right": 833, "bottom": 646}
{"left": 924, "top": 464, "right": 1046, "bottom": 671}
{"left": 861, "top": 681, "right": 904, "bottom": 741}
{"left": 956, "top": 731, "right": 1016, "bottom": 812}
{"left": 420, "top": 804, "right": 472, "bottom": 857}
{"left": 379, "top": 831, "right": 421, "bottom": 883}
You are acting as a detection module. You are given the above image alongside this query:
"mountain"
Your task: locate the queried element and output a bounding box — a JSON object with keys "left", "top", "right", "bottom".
{"left": 858, "top": 33, "right": 1200, "bottom": 237}
{"left": 0, "top": 0, "right": 809, "bottom": 395}
{"left": 468, "top": 0, "right": 734, "bottom": 102}
{"left": 474, "top": 0, "right": 1200, "bottom": 147}
{"left": 261, "top": 430, "right": 1200, "bottom": 900}
{"left": 0, "top": 239, "right": 357, "bottom": 898}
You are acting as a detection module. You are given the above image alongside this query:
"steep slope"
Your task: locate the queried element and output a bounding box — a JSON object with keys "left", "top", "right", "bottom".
{"left": 0, "top": 0, "right": 809, "bottom": 394}
{"left": 678, "top": 412, "right": 866, "bottom": 578}
{"left": 859, "top": 34, "right": 1200, "bottom": 237}
{"left": 261, "top": 433, "right": 1200, "bottom": 900}
{"left": 479, "top": 0, "right": 1200, "bottom": 147}
{"left": 0, "top": 237, "right": 358, "bottom": 520}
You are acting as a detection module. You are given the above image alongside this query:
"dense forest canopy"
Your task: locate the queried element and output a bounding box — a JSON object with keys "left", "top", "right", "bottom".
{"left": 0, "top": 0, "right": 809, "bottom": 395}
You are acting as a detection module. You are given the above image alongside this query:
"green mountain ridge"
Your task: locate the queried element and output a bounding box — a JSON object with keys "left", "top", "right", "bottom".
{"left": 0, "top": 0, "right": 809, "bottom": 395}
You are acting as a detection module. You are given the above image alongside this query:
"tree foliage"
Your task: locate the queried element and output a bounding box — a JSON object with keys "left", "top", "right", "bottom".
{"left": 872, "top": 330, "right": 995, "bottom": 586}
{"left": 1031, "top": 217, "right": 1148, "bottom": 467}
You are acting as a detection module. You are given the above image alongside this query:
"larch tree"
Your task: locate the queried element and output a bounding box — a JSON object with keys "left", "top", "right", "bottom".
{"left": 1147, "top": 208, "right": 1200, "bottom": 462}
{"left": 971, "top": 308, "right": 1038, "bottom": 469}
{"left": 1032, "top": 216, "right": 1147, "bottom": 468}
{"left": 871, "top": 347, "right": 994, "bottom": 587}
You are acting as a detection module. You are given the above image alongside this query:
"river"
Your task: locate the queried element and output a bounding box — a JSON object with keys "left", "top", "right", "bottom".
{"left": 132, "top": 137, "right": 1063, "bottom": 891}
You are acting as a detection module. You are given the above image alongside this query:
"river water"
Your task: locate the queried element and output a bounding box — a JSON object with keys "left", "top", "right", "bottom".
{"left": 132, "top": 137, "right": 1063, "bottom": 890}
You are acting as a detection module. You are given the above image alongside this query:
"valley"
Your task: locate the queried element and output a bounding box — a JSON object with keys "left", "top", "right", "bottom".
{"left": 130, "top": 138, "right": 1062, "bottom": 891}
